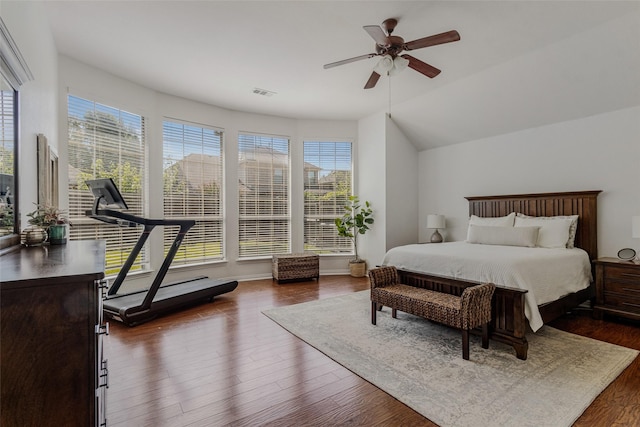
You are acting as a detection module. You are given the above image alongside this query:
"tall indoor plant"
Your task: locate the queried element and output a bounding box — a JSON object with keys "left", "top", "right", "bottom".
{"left": 335, "top": 195, "right": 374, "bottom": 277}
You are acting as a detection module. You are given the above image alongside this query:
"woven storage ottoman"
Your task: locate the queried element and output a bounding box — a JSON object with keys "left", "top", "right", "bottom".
{"left": 272, "top": 253, "right": 319, "bottom": 282}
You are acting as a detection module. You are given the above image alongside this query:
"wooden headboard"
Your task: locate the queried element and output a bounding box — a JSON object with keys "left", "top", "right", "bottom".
{"left": 465, "top": 191, "right": 601, "bottom": 261}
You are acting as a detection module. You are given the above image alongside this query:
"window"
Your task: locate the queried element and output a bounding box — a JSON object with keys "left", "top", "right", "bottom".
{"left": 238, "top": 133, "right": 290, "bottom": 257}
{"left": 303, "top": 141, "right": 353, "bottom": 254}
{"left": 163, "top": 120, "right": 224, "bottom": 265}
{"left": 67, "top": 95, "right": 146, "bottom": 276}
{"left": 0, "top": 82, "right": 16, "bottom": 238}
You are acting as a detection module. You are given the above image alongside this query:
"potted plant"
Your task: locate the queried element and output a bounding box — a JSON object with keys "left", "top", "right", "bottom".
{"left": 26, "top": 203, "right": 70, "bottom": 245}
{"left": 335, "top": 195, "right": 374, "bottom": 277}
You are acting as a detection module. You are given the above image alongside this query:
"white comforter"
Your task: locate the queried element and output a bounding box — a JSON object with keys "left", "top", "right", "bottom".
{"left": 381, "top": 241, "right": 592, "bottom": 331}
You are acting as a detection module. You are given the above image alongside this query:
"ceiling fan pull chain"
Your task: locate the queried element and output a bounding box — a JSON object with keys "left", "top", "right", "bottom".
{"left": 388, "top": 72, "right": 392, "bottom": 118}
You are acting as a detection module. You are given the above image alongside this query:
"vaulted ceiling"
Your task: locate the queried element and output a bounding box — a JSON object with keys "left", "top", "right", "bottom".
{"left": 44, "top": 1, "right": 640, "bottom": 150}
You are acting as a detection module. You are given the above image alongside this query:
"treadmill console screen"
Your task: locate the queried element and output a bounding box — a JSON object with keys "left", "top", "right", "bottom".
{"left": 86, "top": 178, "right": 129, "bottom": 210}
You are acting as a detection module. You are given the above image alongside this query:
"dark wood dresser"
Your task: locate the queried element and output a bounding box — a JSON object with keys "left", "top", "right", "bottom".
{"left": 594, "top": 257, "right": 640, "bottom": 322}
{"left": 1, "top": 240, "right": 108, "bottom": 426}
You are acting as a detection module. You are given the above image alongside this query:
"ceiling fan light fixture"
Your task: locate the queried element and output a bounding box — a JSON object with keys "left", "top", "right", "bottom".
{"left": 374, "top": 55, "right": 394, "bottom": 74}
{"left": 389, "top": 56, "right": 410, "bottom": 76}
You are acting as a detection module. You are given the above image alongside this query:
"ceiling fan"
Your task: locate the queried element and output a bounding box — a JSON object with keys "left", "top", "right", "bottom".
{"left": 323, "top": 18, "right": 460, "bottom": 89}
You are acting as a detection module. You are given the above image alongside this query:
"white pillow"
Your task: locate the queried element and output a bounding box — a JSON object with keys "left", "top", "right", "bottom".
{"left": 467, "top": 225, "right": 539, "bottom": 247}
{"left": 516, "top": 213, "right": 579, "bottom": 248}
{"left": 468, "top": 213, "right": 515, "bottom": 241}
{"left": 469, "top": 212, "right": 516, "bottom": 227}
{"left": 514, "top": 216, "right": 574, "bottom": 248}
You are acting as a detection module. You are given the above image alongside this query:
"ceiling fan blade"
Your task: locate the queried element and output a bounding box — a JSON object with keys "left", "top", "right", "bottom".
{"left": 402, "top": 55, "right": 441, "bottom": 78}
{"left": 363, "top": 25, "right": 390, "bottom": 46}
{"left": 364, "top": 71, "right": 381, "bottom": 89}
{"left": 323, "top": 53, "right": 377, "bottom": 69}
{"left": 404, "top": 30, "right": 460, "bottom": 51}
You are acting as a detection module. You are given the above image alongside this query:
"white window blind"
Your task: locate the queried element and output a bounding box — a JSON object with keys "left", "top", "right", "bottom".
{"left": 238, "top": 133, "right": 290, "bottom": 258}
{"left": 303, "top": 141, "right": 353, "bottom": 254}
{"left": 0, "top": 86, "right": 15, "bottom": 235}
{"left": 67, "top": 95, "right": 147, "bottom": 276}
{"left": 163, "top": 120, "right": 224, "bottom": 265}
{"left": 0, "top": 89, "right": 14, "bottom": 175}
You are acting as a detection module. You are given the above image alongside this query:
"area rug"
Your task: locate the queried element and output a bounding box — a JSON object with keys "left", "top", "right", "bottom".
{"left": 262, "top": 290, "right": 638, "bottom": 427}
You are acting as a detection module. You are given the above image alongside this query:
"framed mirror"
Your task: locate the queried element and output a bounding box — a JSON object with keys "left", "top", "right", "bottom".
{"left": 0, "top": 17, "right": 33, "bottom": 251}
{"left": 37, "top": 133, "right": 58, "bottom": 207}
{"left": 0, "top": 72, "right": 18, "bottom": 249}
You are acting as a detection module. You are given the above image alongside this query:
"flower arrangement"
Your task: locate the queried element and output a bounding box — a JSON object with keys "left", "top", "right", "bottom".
{"left": 26, "top": 203, "right": 70, "bottom": 228}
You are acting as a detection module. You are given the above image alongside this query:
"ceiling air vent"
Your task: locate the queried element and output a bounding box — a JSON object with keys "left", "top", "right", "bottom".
{"left": 252, "top": 88, "right": 276, "bottom": 97}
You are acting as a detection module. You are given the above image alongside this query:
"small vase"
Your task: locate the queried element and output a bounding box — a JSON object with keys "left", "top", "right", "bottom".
{"left": 48, "top": 224, "right": 67, "bottom": 245}
{"left": 21, "top": 227, "right": 48, "bottom": 247}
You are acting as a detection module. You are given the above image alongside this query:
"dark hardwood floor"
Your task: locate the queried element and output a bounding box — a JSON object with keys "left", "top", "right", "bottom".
{"left": 105, "top": 276, "right": 640, "bottom": 426}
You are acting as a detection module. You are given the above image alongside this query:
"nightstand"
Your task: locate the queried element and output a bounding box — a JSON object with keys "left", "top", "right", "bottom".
{"left": 593, "top": 257, "right": 640, "bottom": 321}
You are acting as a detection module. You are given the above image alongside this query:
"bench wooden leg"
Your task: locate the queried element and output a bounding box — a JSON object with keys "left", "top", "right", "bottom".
{"left": 392, "top": 308, "right": 397, "bottom": 318}
{"left": 462, "top": 329, "right": 470, "bottom": 360}
{"left": 482, "top": 323, "right": 490, "bottom": 349}
{"left": 371, "top": 301, "right": 377, "bottom": 325}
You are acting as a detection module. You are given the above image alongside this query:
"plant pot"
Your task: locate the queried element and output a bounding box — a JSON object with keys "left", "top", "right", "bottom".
{"left": 48, "top": 224, "right": 67, "bottom": 245}
{"left": 21, "top": 227, "right": 47, "bottom": 247}
{"left": 349, "top": 260, "right": 366, "bottom": 277}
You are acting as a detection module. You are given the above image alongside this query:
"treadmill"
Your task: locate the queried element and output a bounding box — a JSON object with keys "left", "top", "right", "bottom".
{"left": 85, "top": 178, "right": 238, "bottom": 326}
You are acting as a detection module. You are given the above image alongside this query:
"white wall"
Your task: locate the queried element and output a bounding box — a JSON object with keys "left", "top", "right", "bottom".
{"left": 385, "top": 116, "right": 418, "bottom": 254}
{"left": 1, "top": 1, "right": 58, "bottom": 227}
{"left": 419, "top": 106, "right": 640, "bottom": 257}
{"left": 58, "top": 55, "right": 358, "bottom": 290}
{"left": 357, "top": 113, "right": 420, "bottom": 268}
{"left": 357, "top": 112, "right": 386, "bottom": 268}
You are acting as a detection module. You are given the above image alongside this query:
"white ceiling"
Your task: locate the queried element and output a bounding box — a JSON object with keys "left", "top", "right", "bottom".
{"left": 43, "top": 1, "right": 640, "bottom": 150}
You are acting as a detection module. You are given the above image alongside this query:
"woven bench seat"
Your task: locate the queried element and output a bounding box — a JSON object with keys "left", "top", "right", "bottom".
{"left": 272, "top": 253, "right": 319, "bottom": 282}
{"left": 369, "top": 266, "right": 496, "bottom": 360}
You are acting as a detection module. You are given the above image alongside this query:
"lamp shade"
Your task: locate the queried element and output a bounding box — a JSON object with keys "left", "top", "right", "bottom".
{"left": 388, "top": 56, "right": 410, "bottom": 76}
{"left": 374, "top": 55, "right": 394, "bottom": 74}
{"left": 427, "top": 214, "right": 445, "bottom": 229}
{"left": 633, "top": 216, "right": 640, "bottom": 238}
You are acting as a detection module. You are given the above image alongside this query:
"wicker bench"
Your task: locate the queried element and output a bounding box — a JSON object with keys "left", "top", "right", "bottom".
{"left": 272, "top": 253, "right": 319, "bottom": 282}
{"left": 369, "top": 266, "right": 496, "bottom": 360}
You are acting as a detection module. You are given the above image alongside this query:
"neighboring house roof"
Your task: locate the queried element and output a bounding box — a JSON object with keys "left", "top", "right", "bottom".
{"left": 170, "top": 153, "right": 221, "bottom": 190}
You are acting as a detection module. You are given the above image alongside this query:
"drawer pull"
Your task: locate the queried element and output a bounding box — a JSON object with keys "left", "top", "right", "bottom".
{"left": 622, "top": 287, "right": 640, "bottom": 294}
{"left": 622, "top": 302, "right": 640, "bottom": 309}
{"left": 95, "top": 323, "right": 110, "bottom": 336}
{"left": 99, "top": 359, "right": 109, "bottom": 388}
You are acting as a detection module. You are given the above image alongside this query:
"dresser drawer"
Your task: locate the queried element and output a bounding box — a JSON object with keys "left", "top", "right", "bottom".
{"left": 603, "top": 292, "right": 640, "bottom": 314}
{"left": 604, "top": 265, "right": 640, "bottom": 282}
{"left": 602, "top": 280, "right": 640, "bottom": 296}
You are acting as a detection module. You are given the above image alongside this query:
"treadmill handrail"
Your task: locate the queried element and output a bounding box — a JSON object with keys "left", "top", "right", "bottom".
{"left": 86, "top": 209, "right": 196, "bottom": 228}
{"left": 85, "top": 208, "right": 196, "bottom": 303}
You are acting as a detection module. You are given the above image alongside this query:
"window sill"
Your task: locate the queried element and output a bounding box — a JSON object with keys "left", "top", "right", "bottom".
{"left": 169, "top": 259, "right": 227, "bottom": 270}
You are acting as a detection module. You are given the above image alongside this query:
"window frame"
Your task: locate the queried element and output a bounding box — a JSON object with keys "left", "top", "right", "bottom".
{"left": 66, "top": 94, "right": 148, "bottom": 276}
{"left": 302, "top": 139, "right": 354, "bottom": 255}
{"left": 162, "top": 118, "right": 225, "bottom": 266}
{"left": 237, "top": 132, "right": 291, "bottom": 259}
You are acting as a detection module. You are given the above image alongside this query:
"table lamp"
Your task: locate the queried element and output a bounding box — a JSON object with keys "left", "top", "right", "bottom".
{"left": 427, "top": 214, "right": 445, "bottom": 243}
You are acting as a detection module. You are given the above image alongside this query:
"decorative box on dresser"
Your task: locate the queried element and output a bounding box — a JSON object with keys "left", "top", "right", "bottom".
{"left": 593, "top": 257, "right": 640, "bottom": 321}
{"left": 0, "top": 240, "right": 108, "bottom": 427}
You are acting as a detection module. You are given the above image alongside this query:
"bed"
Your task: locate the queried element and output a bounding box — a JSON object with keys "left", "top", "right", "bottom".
{"left": 382, "top": 190, "right": 601, "bottom": 360}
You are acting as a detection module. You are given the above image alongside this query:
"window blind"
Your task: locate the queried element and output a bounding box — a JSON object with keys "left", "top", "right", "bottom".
{"left": 238, "top": 133, "right": 290, "bottom": 257}
{"left": 0, "top": 87, "right": 15, "bottom": 235}
{"left": 0, "top": 89, "right": 13, "bottom": 175}
{"left": 163, "top": 120, "right": 224, "bottom": 265}
{"left": 67, "top": 95, "right": 147, "bottom": 276}
{"left": 303, "top": 141, "right": 353, "bottom": 254}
